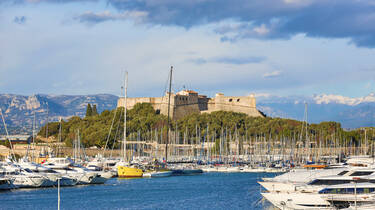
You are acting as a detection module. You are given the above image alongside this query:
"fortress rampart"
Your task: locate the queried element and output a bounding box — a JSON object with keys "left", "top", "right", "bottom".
{"left": 117, "top": 90, "right": 264, "bottom": 120}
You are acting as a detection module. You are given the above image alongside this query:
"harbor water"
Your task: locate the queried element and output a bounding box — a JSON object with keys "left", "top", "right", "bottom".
{"left": 0, "top": 172, "right": 275, "bottom": 209}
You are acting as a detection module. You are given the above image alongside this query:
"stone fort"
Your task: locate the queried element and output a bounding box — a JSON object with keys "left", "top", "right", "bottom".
{"left": 117, "top": 90, "right": 265, "bottom": 120}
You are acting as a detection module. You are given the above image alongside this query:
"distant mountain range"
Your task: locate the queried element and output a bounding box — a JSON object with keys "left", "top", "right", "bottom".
{"left": 256, "top": 93, "right": 375, "bottom": 128}
{"left": 1, "top": 93, "right": 374, "bottom": 134}
{"left": 0, "top": 94, "right": 118, "bottom": 133}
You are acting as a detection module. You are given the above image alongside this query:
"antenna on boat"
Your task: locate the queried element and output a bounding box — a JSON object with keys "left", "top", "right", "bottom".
{"left": 165, "top": 66, "right": 173, "bottom": 162}
{"left": 57, "top": 177, "right": 61, "bottom": 210}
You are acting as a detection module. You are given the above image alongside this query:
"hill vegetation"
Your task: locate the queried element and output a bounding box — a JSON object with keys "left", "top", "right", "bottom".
{"left": 38, "top": 103, "right": 374, "bottom": 149}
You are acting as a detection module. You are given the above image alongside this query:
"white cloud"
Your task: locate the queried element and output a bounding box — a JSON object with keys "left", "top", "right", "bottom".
{"left": 254, "top": 93, "right": 272, "bottom": 98}
{"left": 283, "top": 0, "right": 312, "bottom": 5}
{"left": 76, "top": 10, "right": 148, "bottom": 24}
{"left": 263, "top": 70, "right": 282, "bottom": 78}
{"left": 253, "top": 24, "right": 270, "bottom": 35}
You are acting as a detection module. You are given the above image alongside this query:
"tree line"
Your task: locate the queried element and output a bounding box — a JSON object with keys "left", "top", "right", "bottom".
{"left": 37, "top": 103, "right": 374, "bottom": 149}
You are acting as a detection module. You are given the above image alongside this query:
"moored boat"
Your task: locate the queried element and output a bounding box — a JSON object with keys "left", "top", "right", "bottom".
{"left": 143, "top": 170, "right": 172, "bottom": 178}
{"left": 117, "top": 166, "right": 143, "bottom": 178}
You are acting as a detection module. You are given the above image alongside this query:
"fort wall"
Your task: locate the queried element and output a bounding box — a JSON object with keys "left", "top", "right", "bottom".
{"left": 117, "top": 90, "right": 264, "bottom": 120}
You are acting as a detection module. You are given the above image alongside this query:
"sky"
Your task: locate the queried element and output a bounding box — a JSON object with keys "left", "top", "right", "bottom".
{"left": 1, "top": 0, "right": 375, "bottom": 98}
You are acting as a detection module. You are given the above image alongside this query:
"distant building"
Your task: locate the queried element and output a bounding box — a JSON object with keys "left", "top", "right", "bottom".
{"left": 0, "top": 135, "right": 31, "bottom": 144}
{"left": 117, "top": 90, "right": 265, "bottom": 120}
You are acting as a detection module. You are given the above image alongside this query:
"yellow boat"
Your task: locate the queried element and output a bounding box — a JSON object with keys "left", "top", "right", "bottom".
{"left": 303, "top": 164, "right": 327, "bottom": 169}
{"left": 117, "top": 166, "right": 143, "bottom": 178}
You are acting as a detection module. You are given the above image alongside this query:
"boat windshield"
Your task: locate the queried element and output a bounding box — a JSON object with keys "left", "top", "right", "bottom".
{"left": 22, "top": 168, "right": 33, "bottom": 173}
{"left": 337, "top": 171, "right": 349, "bottom": 176}
{"left": 349, "top": 171, "right": 374, "bottom": 176}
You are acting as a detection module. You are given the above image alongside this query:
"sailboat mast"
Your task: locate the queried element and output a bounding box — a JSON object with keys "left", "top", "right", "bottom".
{"left": 46, "top": 102, "right": 49, "bottom": 140}
{"left": 32, "top": 111, "right": 36, "bottom": 161}
{"left": 166, "top": 66, "right": 173, "bottom": 162}
{"left": 123, "top": 71, "right": 128, "bottom": 161}
{"left": 304, "top": 102, "right": 309, "bottom": 162}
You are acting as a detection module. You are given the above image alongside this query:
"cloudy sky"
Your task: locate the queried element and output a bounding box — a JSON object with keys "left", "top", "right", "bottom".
{"left": 1, "top": 0, "right": 375, "bottom": 98}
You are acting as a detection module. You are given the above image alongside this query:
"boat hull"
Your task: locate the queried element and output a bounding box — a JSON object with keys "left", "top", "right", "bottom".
{"left": 143, "top": 171, "right": 173, "bottom": 178}
{"left": 172, "top": 169, "right": 203, "bottom": 175}
{"left": 117, "top": 166, "right": 143, "bottom": 178}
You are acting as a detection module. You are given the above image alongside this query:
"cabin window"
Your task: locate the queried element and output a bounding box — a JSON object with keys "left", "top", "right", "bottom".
{"left": 356, "top": 188, "right": 364, "bottom": 193}
{"left": 309, "top": 179, "right": 350, "bottom": 185}
{"left": 336, "top": 188, "right": 344, "bottom": 193}
{"left": 346, "top": 188, "right": 354, "bottom": 193}
{"left": 329, "top": 189, "right": 337, "bottom": 194}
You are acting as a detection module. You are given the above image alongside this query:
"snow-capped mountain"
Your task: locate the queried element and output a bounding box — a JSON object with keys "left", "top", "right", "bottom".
{"left": 257, "top": 93, "right": 375, "bottom": 128}
{"left": 313, "top": 93, "right": 375, "bottom": 106}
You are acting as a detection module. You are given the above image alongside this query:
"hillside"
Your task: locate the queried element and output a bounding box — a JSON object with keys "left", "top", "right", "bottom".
{"left": 0, "top": 94, "right": 118, "bottom": 133}
{"left": 2, "top": 92, "right": 375, "bottom": 134}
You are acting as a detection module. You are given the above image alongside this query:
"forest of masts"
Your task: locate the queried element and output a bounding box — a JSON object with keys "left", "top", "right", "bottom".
{"left": 110, "top": 124, "right": 375, "bottom": 165}
{"left": 38, "top": 104, "right": 375, "bottom": 165}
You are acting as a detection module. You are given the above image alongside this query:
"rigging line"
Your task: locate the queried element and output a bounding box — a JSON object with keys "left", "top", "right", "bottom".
{"left": 161, "top": 70, "right": 170, "bottom": 97}
{"left": 0, "top": 108, "right": 16, "bottom": 160}
{"left": 103, "top": 107, "right": 118, "bottom": 156}
{"left": 110, "top": 107, "right": 123, "bottom": 158}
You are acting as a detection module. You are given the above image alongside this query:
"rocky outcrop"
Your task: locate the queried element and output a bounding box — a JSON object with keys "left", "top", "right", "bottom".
{"left": 0, "top": 94, "right": 118, "bottom": 130}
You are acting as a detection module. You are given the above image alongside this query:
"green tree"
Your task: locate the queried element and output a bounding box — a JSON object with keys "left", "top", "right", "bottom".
{"left": 85, "top": 104, "right": 92, "bottom": 117}
{"left": 38, "top": 101, "right": 372, "bottom": 150}
{"left": 92, "top": 104, "right": 98, "bottom": 116}
{"left": 0, "top": 139, "right": 11, "bottom": 148}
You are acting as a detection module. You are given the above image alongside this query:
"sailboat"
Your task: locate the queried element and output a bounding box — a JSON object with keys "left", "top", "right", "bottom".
{"left": 117, "top": 72, "right": 143, "bottom": 178}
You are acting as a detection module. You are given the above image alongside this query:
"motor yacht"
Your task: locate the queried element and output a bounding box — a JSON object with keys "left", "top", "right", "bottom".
{"left": 260, "top": 167, "right": 375, "bottom": 193}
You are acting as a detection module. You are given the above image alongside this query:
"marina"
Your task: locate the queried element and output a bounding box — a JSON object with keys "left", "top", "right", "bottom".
{"left": 2, "top": 75, "right": 375, "bottom": 209}
{"left": 2, "top": 2, "right": 375, "bottom": 208}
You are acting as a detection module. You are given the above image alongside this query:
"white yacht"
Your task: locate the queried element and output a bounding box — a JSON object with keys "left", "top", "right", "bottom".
{"left": 260, "top": 165, "right": 375, "bottom": 209}
{"left": 259, "top": 167, "right": 375, "bottom": 193}
{"left": 263, "top": 182, "right": 375, "bottom": 210}
{"left": 319, "top": 182, "right": 375, "bottom": 208}
{"left": 41, "top": 157, "right": 108, "bottom": 184}
{"left": 261, "top": 191, "right": 335, "bottom": 209}
{"left": 18, "top": 159, "right": 76, "bottom": 186}
{"left": 262, "top": 167, "right": 346, "bottom": 183}
{"left": 53, "top": 164, "right": 107, "bottom": 185}
{"left": 1, "top": 161, "right": 50, "bottom": 188}
{"left": 7, "top": 170, "right": 49, "bottom": 188}
{"left": 42, "top": 157, "right": 73, "bottom": 169}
